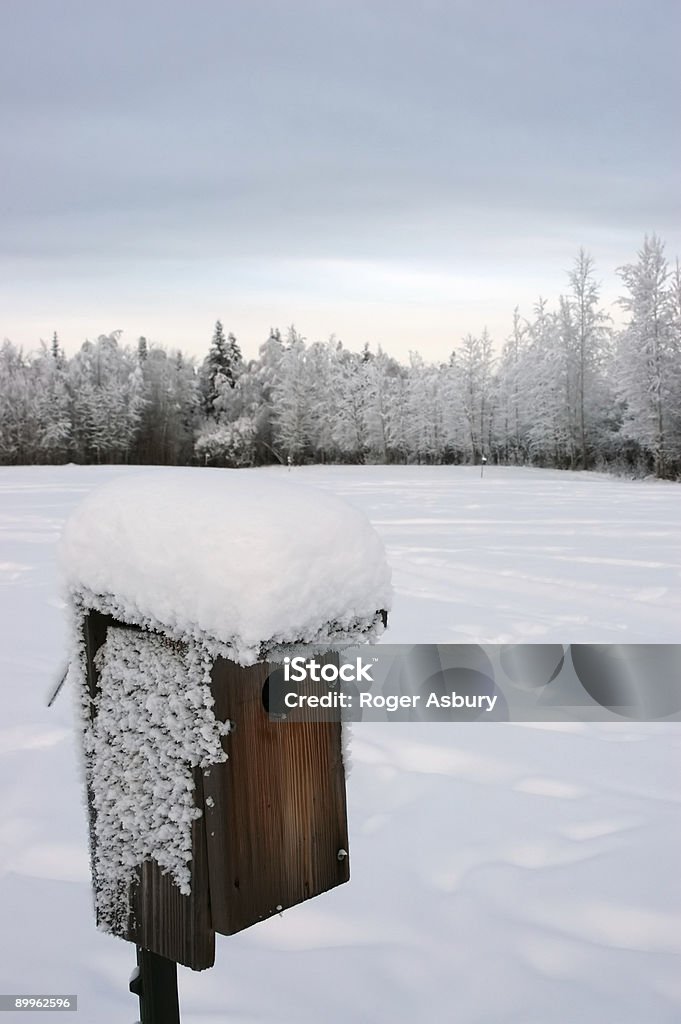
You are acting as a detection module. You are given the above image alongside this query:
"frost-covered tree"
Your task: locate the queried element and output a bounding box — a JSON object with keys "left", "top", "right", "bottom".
{"left": 199, "top": 320, "right": 242, "bottom": 414}
{"left": 453, "top": 331, "right": 495, "bottom": 462}
{"left": 565, "top": 250, "right": 612, "bottom": 468}
{"left": 382, "top": 359, "right": 410, "bottom": 461}
{"left": 329, "top": 342, "right": 373, "bottom": 461}
{"left": 305, "top": 340, "right": 335, "bottom": 460}
{"left": 134, "top": 344, "right": 199, "bottom": 464}
{"left": 495, "top": 308, "right": 529, "bottom": 463}
{"left": 0, "top": 235, "right": 679, "bottom": 475}
{"left": 68, "top": 333, "right": 144, "bottom": 463}
{"left": 243, "top": 327, "right": 285, "bottom": 463}
{"left": 51, "top": 331, "right": 64, "bottom": 365}
{"left": 520, "top": 300, "right": 571, "bottom": 466}
{"left": 0, "top": 341, "right": 37, "bottom": 462}
{"left": 402, "top": 354, "right": 440, "bottom": 463}
{"left": 33, "top": 341, "right": 72, "bottom": 461}
{"left": 195, "top": 416, "right": 257, "bottom": 467}
{"left": 271, "top": 327, "right": 313, "bottom": 461}
{"left": 616, "top": 235, "right": 681, "bottom": 477}
{"left": 362, "top": 347, "right": 403, "bottom": 462}
{"left": 137, "top": 336, "right": 148, "bottom": 364}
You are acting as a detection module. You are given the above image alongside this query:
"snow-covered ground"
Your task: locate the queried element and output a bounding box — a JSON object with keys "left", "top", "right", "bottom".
{"left": 1, "top": 465, "right": 680, "bottom": 1023}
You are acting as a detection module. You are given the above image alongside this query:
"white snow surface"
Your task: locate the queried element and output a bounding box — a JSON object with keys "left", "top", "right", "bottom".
{"left": 2, "top": 465, "right": 681, "bottom": 1024}
{"left": 59, "top": 469, "right": 391, "bottom": 661}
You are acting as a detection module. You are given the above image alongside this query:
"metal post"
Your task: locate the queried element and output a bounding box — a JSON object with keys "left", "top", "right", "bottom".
{"left": 130, "top": 947, "right": 181, "bottom": 1024}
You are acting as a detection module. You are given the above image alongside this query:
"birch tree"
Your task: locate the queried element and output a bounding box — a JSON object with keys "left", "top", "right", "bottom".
{"left": 616, "top": 235, "right": 680, "bottom": 477}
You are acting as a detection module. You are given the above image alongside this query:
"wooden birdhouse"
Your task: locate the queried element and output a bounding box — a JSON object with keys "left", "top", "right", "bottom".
{"left": 61, "top": 470, "right": 391, "bottom": 973}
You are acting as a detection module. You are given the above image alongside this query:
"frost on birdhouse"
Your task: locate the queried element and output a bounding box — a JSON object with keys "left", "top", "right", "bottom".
{"left": 60, "top": 470, "right": 391, "bottom": 971}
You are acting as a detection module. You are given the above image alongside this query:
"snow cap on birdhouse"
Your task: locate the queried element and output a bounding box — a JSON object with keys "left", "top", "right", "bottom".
{"left": 59, "top": 468, "right": 391, "bottom": 663}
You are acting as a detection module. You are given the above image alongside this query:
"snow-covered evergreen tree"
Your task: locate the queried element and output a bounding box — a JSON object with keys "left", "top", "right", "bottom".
{"left": 199, "top": 320, "right": 242, "bottom": 414}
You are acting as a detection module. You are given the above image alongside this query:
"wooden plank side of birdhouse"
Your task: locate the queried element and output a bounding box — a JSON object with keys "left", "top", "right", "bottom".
{"left": 202, "top": 657, "right": 350, "bottom": 936}
{"left": 130, "top": 767, "right": 214, "bottom": 971}
{"left": 83, "top": 612, "right": 215, "bottom": 971}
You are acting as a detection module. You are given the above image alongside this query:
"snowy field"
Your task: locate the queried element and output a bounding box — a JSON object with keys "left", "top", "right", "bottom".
{"left": 1, "top": 464, "right": 680, "bottom": 1023}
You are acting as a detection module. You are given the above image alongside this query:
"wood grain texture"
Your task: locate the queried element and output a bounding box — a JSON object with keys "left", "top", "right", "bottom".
{"left": 130, "top": 766, "right": 214, "bottom": 970}
{"left": 203, "top": 657, "right": 350, "bottom": 936}
{"left": 82, "top": 613, "right": 351, "bottom": 962}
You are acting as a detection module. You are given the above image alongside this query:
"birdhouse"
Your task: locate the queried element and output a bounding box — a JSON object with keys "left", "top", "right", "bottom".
{"left": 61, "top": 470, "right": 391, "bottom": 972}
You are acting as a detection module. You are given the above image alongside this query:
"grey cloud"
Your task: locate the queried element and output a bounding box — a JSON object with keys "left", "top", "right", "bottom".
{"left": 1, "top": 0, "right": 679, "bottom": 346}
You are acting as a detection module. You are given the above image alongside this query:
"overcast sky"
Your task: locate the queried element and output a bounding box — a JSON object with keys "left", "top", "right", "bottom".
{"left": 1, "top": 0, "right": 679, "bottom": 362}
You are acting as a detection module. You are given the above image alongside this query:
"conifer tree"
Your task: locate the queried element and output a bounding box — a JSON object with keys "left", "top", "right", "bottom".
{"left": 200, "top": 320, "right": 242, "bottom": 414}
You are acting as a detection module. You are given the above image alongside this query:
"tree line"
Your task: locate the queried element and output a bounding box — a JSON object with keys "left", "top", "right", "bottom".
{"left": 1, "top": 235, "right": 680, "bottom": 478}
